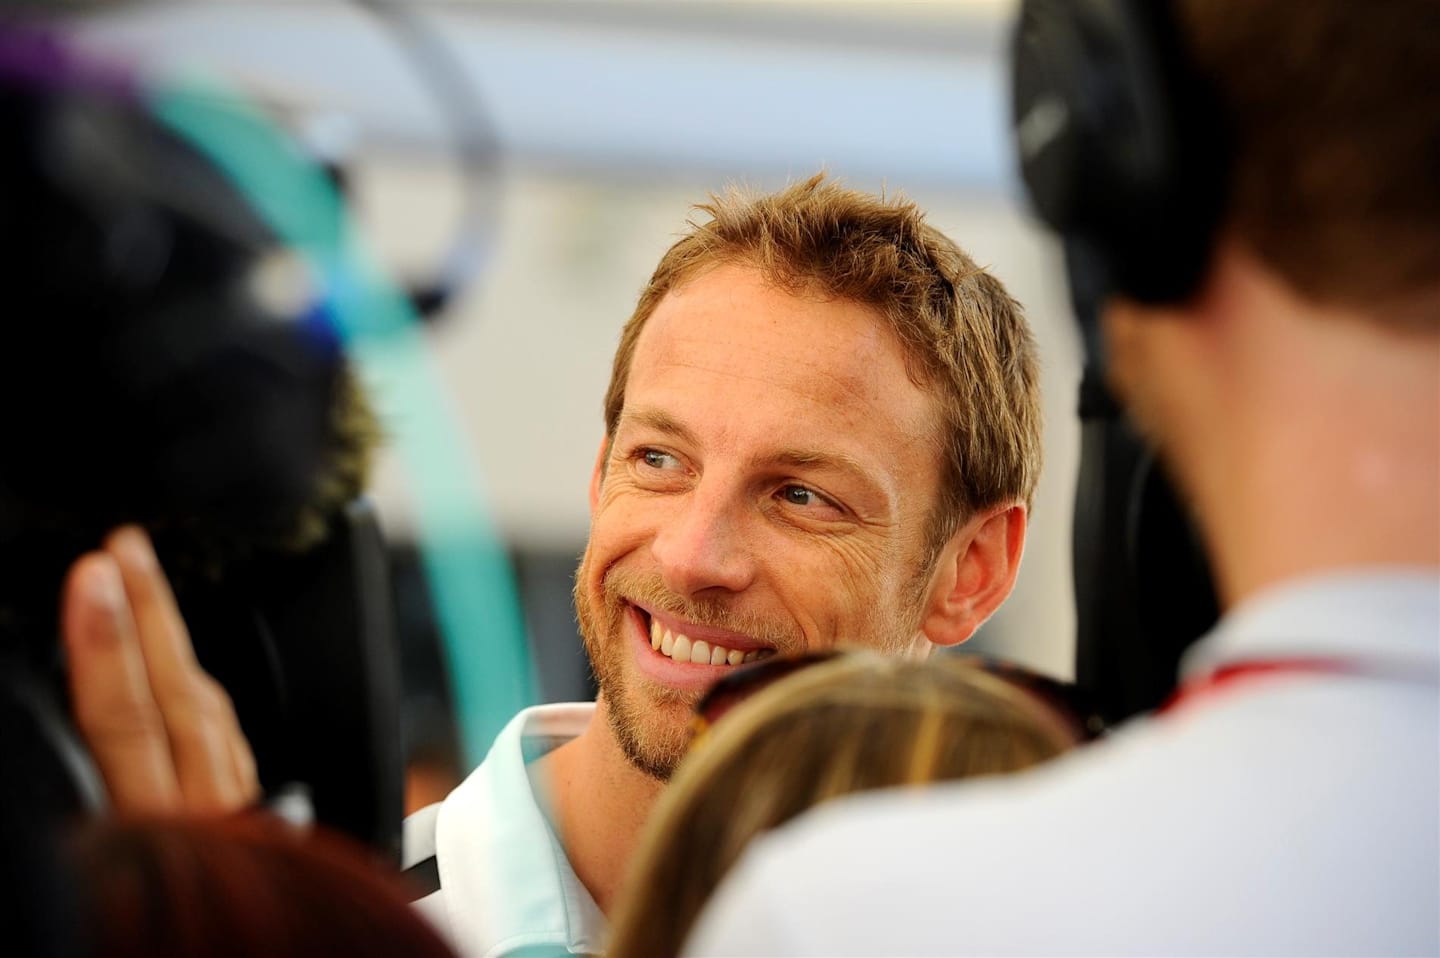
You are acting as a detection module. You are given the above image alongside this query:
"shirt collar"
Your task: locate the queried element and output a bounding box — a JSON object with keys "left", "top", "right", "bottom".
{"left": 435, "top": 702, "right": 605, "bottom": 958}
{"left": 1181, "top": 568, "right": 1440, "bottom": 683}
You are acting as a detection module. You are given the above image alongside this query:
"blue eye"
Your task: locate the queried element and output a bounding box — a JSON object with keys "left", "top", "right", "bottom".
{"left": 640, "top": 449, "right": 681, "bottom": 470}
{"left": 781, "top": 486, "right": 818, "bottom": 506}
{"left": 776, "top": 484, "right": 846, "bottom": 519}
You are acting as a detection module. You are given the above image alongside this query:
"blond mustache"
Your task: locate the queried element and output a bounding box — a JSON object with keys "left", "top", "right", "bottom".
{"left": 601, "top": 567, "right": 804, "bottom": 652}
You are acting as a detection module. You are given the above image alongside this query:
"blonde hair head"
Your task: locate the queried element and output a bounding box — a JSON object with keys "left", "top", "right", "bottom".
{"left": 601, "top": 173, "right": 1042, "bottom": 561}
{"left": 606, "top": 652, "right": 1080, "bottom": 958}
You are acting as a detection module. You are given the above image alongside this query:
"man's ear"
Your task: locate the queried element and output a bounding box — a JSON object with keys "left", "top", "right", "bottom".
{"left": 918, "top": 503, "right": 1028, "bottom": 648}
{"left": 588, "top": 436, "right": 611, "bottom": 512}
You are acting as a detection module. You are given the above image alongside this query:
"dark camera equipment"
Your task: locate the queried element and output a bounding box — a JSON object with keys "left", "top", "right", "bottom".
{"left": 0, "top": 29, "right": 403, "bottom": 858}
{"left": 1011, "top": 0, "right": 1224, "bottom": 723}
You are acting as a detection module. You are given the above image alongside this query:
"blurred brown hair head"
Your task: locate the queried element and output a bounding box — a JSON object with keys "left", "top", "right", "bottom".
{"left": 606, "top": 652, "right": 1082, "bottom": 958}
{"left": 69, "top": 815, "right": 453, "bottom": 958}
{"left": 1178, "top": 0, "right": 1440, "bottom": 326}
{"left": 601, "top": 173, "right": 1042, "bottom": 564}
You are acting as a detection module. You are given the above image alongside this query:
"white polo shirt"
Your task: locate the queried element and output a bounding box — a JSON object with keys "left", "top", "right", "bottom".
{"left": 687, "top": 570, "right": 1440, "bottom": 957}
{"left": 405, "top": 703, "right": 605, "bottom": 958}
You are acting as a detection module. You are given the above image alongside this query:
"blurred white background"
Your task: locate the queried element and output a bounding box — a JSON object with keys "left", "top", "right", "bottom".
{"left": 66, "top": 0, "right": 1080, "bottom": 680}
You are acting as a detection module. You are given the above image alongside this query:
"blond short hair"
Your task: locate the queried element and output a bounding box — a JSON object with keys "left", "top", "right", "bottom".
{"left": 602, "top": 174, "right": 1042, "bottom": 559}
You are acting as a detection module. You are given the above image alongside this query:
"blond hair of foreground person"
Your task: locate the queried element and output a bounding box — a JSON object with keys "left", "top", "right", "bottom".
{"left": 606, "top": 652, "right": 1087, "bottom": 958}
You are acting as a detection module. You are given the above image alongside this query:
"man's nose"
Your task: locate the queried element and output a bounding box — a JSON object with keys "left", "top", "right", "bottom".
{"left": 651, "top": 486, "right": 756, "bottom": 598}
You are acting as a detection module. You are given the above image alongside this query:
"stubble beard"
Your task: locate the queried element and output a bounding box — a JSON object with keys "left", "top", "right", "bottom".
{"left": 572, "top": 551, "right": 929, "bottom": 782}
{"left": 572, "top": 556, "right": 697, "bottom": 782}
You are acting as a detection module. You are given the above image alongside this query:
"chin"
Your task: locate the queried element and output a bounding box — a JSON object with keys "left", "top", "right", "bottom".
{"left": 604, "top": 683, "right": 694, "bottom": 781}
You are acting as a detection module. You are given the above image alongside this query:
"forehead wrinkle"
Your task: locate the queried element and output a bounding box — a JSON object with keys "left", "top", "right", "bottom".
{"left": 655, "top": 347, "right": 819, "bottom": 391}
{"left": 645, "top": 260, "right": 921, "bottom": 415}
{"left": 651, "top": 345, "right": 904, "bottom": 426}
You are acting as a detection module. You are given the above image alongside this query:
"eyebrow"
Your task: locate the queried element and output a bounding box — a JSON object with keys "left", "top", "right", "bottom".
{"left": 765, "top": 447, "right": 873, "bottom": 482}
{"left": 621, "top": 408, "right": 700, "bottom": 447}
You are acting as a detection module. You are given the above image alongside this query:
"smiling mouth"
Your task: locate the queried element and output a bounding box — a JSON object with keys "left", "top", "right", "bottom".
{"left": 641, "top": 611, "right": 777, "bottom": 667}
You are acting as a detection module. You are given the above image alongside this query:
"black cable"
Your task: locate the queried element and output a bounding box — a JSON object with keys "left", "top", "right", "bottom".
{"left": 351, "top": 0, "right": 502, "bottom": 320}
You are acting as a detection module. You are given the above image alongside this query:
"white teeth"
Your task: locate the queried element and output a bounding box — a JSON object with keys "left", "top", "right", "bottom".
{"left": 648, "top": 618, "right": 769, "bottom": 666}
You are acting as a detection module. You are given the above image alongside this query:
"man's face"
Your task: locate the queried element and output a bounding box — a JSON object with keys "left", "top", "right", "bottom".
{"left": 574, "top": 262, "right": 948, "bottom": 779}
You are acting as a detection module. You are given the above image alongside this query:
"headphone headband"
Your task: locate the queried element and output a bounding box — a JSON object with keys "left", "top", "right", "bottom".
{"left": 1012, "top": 0, "right": 1226, "bottom": 310}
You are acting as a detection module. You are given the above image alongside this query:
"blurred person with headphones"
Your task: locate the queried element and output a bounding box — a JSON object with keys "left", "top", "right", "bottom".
{"left": 686, "top": 2, "right": 1440, "bottom": 954}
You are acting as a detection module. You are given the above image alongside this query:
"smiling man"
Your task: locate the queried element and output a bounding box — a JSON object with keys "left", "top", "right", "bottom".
{"left": 399, "top": 176, "right": 1040, "bottom": 956}
{"left": 575, "top": 258, "right": 1011, "bottom": 779}
{"left": 63, "top": 174, "right": 1042, "bottom": 957}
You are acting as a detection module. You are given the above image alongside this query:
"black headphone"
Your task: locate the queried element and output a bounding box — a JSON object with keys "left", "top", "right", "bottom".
{"left": 1011, "top": 0, "right": 1224, "bottom": 722}
{"left": 1012, "top": 0, "right": 1227, "bottom": 314}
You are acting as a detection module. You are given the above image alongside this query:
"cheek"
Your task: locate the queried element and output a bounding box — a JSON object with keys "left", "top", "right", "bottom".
{"left": 574, "top": 545, "right": 601, "bottom": 602}
{"left": 780, "top": 538, "right": 902, "bottom": 641}
{"left": 587, "top": 496, "right": 654, "bottom": 567}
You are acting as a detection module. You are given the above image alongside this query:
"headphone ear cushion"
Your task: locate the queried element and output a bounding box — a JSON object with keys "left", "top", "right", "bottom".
{"left": 1071, "top": 400, "right": 1220, "bottom": 722}
{"left": 1013, "top": 0, "right": 1224, "bottom": 304}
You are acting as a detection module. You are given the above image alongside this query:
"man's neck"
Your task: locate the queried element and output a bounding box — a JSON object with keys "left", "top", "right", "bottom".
{"left": 531, "top": 696, "right": 664, "bottom": 915}
{"left": 1190, "top": 296, "right": 1440, "bottom": 608}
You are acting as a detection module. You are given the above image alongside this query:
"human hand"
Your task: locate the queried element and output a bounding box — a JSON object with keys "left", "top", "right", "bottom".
{"left": 63, "top": 526, "right": 260, "bottom": 814}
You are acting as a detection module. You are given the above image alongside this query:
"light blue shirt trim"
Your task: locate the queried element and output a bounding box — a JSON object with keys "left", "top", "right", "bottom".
{"left": 411, "top": 703, "right": 604, "bottom": 958}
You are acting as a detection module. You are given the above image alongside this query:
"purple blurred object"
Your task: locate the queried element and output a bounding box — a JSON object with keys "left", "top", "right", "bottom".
{"left": 0, "top": 22, "right": 136, "bottom": 98}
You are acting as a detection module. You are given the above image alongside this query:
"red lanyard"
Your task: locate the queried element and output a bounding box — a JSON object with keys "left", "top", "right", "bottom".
{"left": 1160, "top": 657, "right": 1353, "bottom": 716}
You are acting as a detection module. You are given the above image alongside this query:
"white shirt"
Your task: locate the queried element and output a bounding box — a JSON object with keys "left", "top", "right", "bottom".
{"left": 405, "top": 703, "right": 605, "bottom": 958}
{"left": 687, "top": 570, "right": 1440, "bottom": 957}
